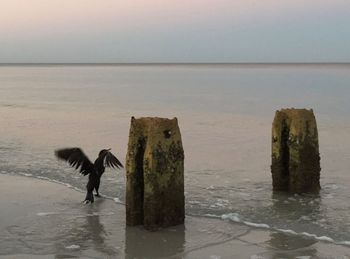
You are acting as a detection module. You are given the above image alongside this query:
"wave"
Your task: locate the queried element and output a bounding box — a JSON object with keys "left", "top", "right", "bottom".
{"left": 0, "top": 170, "right": 125, "bottom": 204}
{"left": 205, "top": 212, "right": 350, "bottom": 247}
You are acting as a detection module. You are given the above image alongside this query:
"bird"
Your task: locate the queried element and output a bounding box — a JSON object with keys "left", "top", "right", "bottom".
{"left": 55, "top": 147, "right": 123, "bottom": 204}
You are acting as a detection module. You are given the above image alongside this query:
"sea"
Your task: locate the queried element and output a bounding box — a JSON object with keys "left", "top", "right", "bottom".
{"left": 0, "top": 64, "right": 350, "bottom": 249}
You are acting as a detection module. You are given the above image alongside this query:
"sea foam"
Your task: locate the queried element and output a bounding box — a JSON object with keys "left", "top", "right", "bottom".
{"left": 37, "top": 212, "right": 58, "bottom": 216}
{"left": 65, "top": 244, "right": 80, "bottom": 250}
{"left": 211, "top": 212, "right": 350, "bottom": 247}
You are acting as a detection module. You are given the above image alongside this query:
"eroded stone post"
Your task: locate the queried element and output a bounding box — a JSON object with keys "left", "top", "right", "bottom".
{"left": 271, "top": 108, "right": 321, "bottom": 193}
{"left": 126, "top": 117, "right": 185, "bottom": 230}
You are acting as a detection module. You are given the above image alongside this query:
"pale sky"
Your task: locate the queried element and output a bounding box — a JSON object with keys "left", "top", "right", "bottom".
{"left": 0, "top": 0, "right": 349, "bottom": 63}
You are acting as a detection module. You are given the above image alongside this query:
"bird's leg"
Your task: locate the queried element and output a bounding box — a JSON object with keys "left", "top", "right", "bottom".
{"left": 84, "top": 192, "right": 94, "bottom": 204}
{"left": 84, "top": 181, "right": 95, "bottom": 204}
{"left": 94, "top": 177, "right": 101, "bottom": 197}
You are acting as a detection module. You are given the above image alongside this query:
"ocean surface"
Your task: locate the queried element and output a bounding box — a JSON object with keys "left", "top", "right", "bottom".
{"left": 0, "top": 64, "right": 350, "bottom": 250}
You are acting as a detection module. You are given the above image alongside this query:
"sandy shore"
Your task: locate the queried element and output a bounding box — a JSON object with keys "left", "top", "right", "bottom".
{"left": 0, "top": 174, "right": 349, "bottom": 259}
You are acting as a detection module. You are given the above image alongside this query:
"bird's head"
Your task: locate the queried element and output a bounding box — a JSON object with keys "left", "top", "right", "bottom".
{"left": 99, "top": 148, "right": 111, "bottom": 157}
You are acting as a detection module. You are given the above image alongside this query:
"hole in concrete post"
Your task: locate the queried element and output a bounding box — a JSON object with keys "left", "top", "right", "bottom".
{"left": 163, "top": 130, "right": 172, "bottom": 139}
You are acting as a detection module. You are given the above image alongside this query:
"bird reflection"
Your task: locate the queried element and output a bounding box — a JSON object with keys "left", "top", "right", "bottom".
{"left": 53, "top": 201, "right": 118, "bottom": 257}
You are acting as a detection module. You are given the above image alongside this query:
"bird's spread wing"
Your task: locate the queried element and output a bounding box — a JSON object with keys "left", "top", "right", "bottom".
{"left": 100, "top": 150, "right": 124, "bottom": 169}
{"left": 55, "top": 148, "right": 94, "bottom": 175}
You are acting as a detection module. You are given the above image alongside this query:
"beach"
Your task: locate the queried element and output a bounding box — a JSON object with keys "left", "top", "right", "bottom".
{"left": 2, "top": 0, "right": 350, "bottom": 257}
{"left": 1, "top": 64, "right": 350, "bottom": 257}
{"left": 0, "top": 173, "right": 349, "bottom": 258}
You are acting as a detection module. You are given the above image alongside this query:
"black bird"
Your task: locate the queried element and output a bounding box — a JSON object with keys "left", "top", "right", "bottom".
{"left": 55, "top": 147, "right": 123, "bottom": 204}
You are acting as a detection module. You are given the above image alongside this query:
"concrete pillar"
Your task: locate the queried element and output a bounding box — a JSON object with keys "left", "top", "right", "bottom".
{"left": 126, "top": 117, "right": 185, "bottom": 230}
{"left": 271, "top": 108, "right": 321, "bottom": 193}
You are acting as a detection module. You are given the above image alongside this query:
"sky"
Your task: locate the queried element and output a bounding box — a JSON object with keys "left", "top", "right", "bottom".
{"left": 0, "top": 0, "right": 349, "bottom": 63}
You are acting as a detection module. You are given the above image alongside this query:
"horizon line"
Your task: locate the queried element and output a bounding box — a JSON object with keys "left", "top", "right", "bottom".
{"left": 0, "top": 62, "right": 350, "bottom": 66}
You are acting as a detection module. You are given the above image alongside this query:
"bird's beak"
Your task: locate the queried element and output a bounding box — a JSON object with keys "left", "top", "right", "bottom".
{"left": 107, "top": 148, "right": 111, "bottom": 151}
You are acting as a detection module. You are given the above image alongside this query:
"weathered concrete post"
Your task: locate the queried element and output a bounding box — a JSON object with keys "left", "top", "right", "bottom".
{"left": 271, "top": 108, "right": 321, "bottom": 193}
{"left": 126, "top": 117, "right": 185, "bottom": 230}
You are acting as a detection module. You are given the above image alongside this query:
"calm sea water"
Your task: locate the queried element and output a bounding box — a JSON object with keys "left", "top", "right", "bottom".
{"left": 0, "top": 64, "right": 350, "bottom": 246}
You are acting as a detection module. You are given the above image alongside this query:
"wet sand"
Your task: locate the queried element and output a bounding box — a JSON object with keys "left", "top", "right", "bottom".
{"left": 0, "top": 174, "right": 349, "bottom": 259}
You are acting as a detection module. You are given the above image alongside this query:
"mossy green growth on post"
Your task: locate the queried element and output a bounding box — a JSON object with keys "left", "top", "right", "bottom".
{"left": 271, "top": 108, "right": 321, "bottom": 193}
{"left": 125, "top": 117, "right": 185, "bottom": 230}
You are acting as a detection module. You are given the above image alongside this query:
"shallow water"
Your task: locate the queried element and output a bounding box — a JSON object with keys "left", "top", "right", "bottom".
{"left": 0, "top": 64, "right": 350, "bottom": 248}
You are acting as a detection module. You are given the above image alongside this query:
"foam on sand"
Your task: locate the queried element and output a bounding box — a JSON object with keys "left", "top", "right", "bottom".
{"left": 217, "top": 212, "right": 350, "bottom": 247}
{"left": 65, "top": 244, "right": 80, "bottom": 250}
{"left": 36, "top": 212, "right": 58, "bottom": 216}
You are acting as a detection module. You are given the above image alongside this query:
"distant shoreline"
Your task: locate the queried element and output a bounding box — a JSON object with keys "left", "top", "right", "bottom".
{"left": 0, "top": 62, "right": 350, "bottom": 67}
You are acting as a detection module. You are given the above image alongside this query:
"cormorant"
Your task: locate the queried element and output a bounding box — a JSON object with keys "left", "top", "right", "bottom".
{"left": 55, "top": 147, "right": 123, "bottom": 204}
